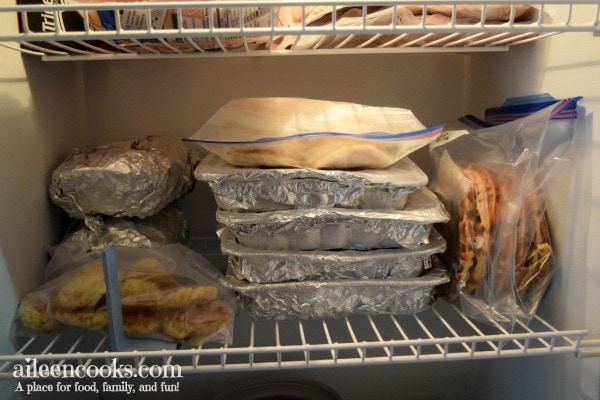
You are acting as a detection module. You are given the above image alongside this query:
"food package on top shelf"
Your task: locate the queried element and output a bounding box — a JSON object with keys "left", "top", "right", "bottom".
{"left": 13, "top": 244, "right": 236, "bottom": 347}
{"left": 195, "top": 153, "right": 429, "bottom": 212}
{"left": 49, "top": 136, "right": 200, "bottom": 223}
{"left": 428, "top": 98, "right": 582, "bottom": 327}
{"left": 63, "top": 0, "right": 300, "bottom": 53}
{"left": 219, "top": 228, "right": 446, "bottom": 283}
{"left": 59, "top": 204, "right": 188, "bottom": 250}
{"left": 216, "top": 187, "right": 450, "bottom": 252}
{"left": 294, "top": 4, "right": 539, "bottom": 50}
{"left": 186, "top": 97, "right": 443, "bottom": 170}
{"left": 227, "top": 265, "right": 450, "bottom": 320}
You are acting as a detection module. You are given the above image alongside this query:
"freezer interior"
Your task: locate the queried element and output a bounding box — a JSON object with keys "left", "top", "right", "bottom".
{"left": 0, "top": 1, "right": 599, "bottom": 398}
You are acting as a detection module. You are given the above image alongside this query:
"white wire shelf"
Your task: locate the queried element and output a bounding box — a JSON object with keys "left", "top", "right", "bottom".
{"left": 0, "top": 300, "right": 588, "bottom": 379}
{"left": 0, "top": 0, "right": 599, "bottom": 60}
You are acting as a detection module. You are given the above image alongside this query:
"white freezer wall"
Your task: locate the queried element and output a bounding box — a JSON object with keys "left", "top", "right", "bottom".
{"left": 466, "top": 32, "right": 600, "bottom": 400}
{"left": 1, "top": 23, "right": 600, "bottom": 400}
{"left": 0, "top": 50, "right": 88, "bottom": 355}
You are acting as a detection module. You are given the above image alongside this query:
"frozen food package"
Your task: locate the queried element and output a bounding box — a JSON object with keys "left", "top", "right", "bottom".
{"left": 459, "top": 94, "right": 582, "bottom": 128}
{"left": 64, "top": 0, "right": 298, "bottom": 53}
{"left": 227, "top": 266, "right": 450, "bottom": 320}
{"left": 49, "top": 136, "right": 200, "bottom": 221}
{"left": 56, "top": 204, "right": 189, "bottom": 254}
{"left": 186, "top": 97, "right": 443, "bottom": 170}
{"left": 13, "top": 244, "right": 236, "bottom": 347}
{"left": 216, "top": 187, "right": 450, "bottom": 251}
{"left": 220, "top": 228, "right": 446, "bottom": 283}
{"left": 429, "top": 98, "right": 581, "bottom": 327}
{"left": 195, "top": 153, "right": 429, "bottom": 211}
{"left": 294, "top": 5, "right": 539, "bottom": 50}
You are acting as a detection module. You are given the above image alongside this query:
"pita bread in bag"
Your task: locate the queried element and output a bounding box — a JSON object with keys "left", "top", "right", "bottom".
{"left": 187, "top": 98, "right": 442, "bottom": 170}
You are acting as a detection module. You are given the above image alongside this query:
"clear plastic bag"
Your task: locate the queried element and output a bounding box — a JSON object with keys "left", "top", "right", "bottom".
{"left": 428, "top": 98, "right": 581, "bottom": 327}
{"left": 185, "top": 97, "right": 443, "bottom": 170}
{"left": 13, "top": 244, "right": 236, "bottom": 347}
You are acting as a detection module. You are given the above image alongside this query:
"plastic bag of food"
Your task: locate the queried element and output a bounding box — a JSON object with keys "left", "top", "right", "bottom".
{"left": 294, "top": 5, "right": 538, "bottom": 50}
{"left": 13, "top": 244, "right": 236, "bottom": 347}
{"left": 64, "top": 0, "right": 298, "bottom": 53}
{"left": 49, "top": 136, "right": 200, "bottom": 223}
{"left": 186, "top": 97, "right": 443, "bottom": 170}
{"left": 428, "top": 98, "right": 581, "bottom": 327}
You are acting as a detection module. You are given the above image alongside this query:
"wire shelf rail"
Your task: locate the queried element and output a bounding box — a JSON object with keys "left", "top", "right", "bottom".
{"left": 0, "top": 300, "right": 588, "bottom": 379}
{"left": 0, "top": 0, "right": 599, "bottom": 59}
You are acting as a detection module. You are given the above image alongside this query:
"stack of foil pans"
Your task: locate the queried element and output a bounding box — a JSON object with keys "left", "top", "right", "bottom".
{"left": 195, "top": 155, "right": 450, "bottom": 320}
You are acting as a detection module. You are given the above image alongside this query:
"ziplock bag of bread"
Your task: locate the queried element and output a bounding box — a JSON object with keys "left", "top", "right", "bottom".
{"left": 12, "top": 244, "right": 236, "bottom": 347}
{"left": 428, "top": 98, "right": 581, "bottom": 327}
{"left": 186, "top": 97, "right": 444, "bottom": 170}
{"left": 49, "top": 136, "right": 200, "bottom": 223}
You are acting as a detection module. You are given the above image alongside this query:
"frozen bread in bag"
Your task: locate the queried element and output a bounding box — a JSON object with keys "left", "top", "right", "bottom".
{"left": 187, "top": 97, "right": 443, "bottom": 169}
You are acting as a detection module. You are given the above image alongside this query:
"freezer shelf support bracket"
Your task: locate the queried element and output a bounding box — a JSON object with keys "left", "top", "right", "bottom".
{"left": 577, "top": 338, "right": 600, "bottom": 357}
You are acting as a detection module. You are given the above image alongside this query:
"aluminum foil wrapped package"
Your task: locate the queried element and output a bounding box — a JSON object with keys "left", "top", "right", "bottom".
{"left": 60, "top": 205, "right": 189, "bottom": 251}
{"left": 216, "top": 187, "right": 450, "bottom": 251}
{"left": 227, "top": 266, "right": 450, "bottom": 320}
{"left": 195, "top": 153, "right": 428, "bottom": 211}
{"left": 49, "top": 136, "right": 200, "bottom": 220}
{"left": 219, "top": 228, "right": 446, "bottom": 282}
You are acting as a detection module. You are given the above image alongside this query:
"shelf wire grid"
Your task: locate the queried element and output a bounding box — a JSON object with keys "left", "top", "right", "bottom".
{"left": 0, "top": 300, "right": 587, "bottom": 379}
{"left": 0, "top": 0, "right": 599, "bottom": 59}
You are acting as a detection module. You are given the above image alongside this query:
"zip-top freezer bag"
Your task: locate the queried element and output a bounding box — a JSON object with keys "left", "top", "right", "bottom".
{"left": 429, "top": 98, "right": 581, "bottom": 327}
{"left": 186, "top": 97, "right": 443, "bottom": 170}
{"left": 13, "top": 244, "right": 236, "bottom": 347}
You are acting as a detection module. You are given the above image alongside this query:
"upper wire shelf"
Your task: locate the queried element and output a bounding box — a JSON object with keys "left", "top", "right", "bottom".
{"left": 0, "top": 0, "right": 599, "bottom": 60}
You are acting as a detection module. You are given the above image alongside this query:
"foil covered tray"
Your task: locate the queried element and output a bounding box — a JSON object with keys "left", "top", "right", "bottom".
{"left": 216, "top": 187, "right": 450, "bottom": 251}
{"left": 195, "top": 153, "right": 428, "bottom": 211}
{"left": 219, "top": 228, "right": 446, "bottom": 282}
{"left": 227, "top": 266, "right": 450, "bottom": 320}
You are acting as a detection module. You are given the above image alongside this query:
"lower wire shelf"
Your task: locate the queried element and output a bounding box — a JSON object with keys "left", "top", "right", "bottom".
{"left": 0, "top": 300, "right": 587, "bottom": 379}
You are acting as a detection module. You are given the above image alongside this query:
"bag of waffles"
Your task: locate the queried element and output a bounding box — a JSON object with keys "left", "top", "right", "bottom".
{"left": 428, "top": 98, "right": 581, "bottom": 327}
{"left": 12, "top": 244, "right": 236, "bottom": 347}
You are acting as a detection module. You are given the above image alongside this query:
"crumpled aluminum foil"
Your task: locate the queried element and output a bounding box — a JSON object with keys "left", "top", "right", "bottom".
{"left": 219, "top": 228, "right": 446, "bottom": 282}
{"left": 49, "top": 136, "right": 200, "bottom": 220}
{"left": 227, "top": 266, "right": 450, "bottom": 320}
{"left": 196, "top": 153, "right": 428, "bottom": 211}
{"left": 60, "top": 204, "right": 189, "bottom": 250}
{"left": 216, "top": 187, "right": 450, "bottom": 251}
